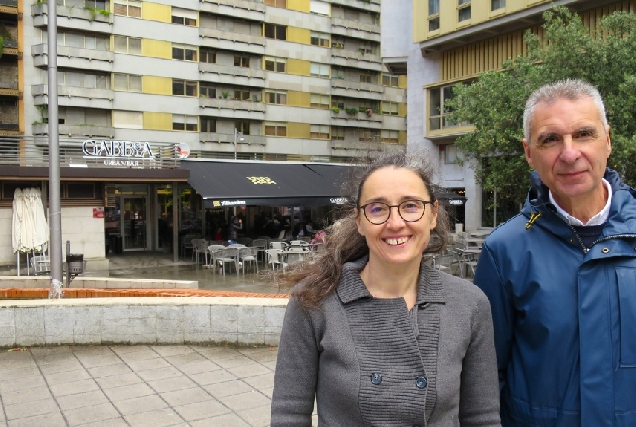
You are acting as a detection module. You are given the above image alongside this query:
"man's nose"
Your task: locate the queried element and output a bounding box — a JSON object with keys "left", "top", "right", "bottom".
{"left": 559, "top": 135, "right": 581, "bottom": 163}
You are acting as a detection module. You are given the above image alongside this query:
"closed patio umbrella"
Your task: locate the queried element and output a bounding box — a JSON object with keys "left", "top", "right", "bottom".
{"left": 12, "top": 188, "right": 49, "bottom": 275}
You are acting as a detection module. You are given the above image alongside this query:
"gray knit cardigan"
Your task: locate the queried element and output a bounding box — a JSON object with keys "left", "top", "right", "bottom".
{"left": 271, "top": 256, "right": 501, "bottom": 427}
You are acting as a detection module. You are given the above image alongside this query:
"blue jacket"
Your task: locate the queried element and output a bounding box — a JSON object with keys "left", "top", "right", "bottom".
{"left": 474, "top": 168, "right": 636, "bottom": 427}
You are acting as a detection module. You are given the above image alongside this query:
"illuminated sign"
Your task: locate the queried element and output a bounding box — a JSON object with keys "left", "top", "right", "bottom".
{"left": 246, "top": 177, "right": 277, "bottom": 185}
{"left": 213, "top": 200, "right": 246, "bottom": 207}
{"left": 330, "top": 198, "right": 348, "bottom": 205}
{"left": 82, "top": 140, "right": 155, "bottom": 158}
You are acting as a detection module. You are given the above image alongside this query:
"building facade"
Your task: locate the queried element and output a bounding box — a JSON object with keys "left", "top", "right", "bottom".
{"left": 384, "top": 0, "right": 632, "bottom": 231}
{"left": 0, "top": 0, "right": 406, "bottom": 271}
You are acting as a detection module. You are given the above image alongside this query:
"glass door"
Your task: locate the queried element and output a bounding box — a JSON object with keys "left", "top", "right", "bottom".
{"left": 122, "top": 196, "right": 148, "bottom": 251}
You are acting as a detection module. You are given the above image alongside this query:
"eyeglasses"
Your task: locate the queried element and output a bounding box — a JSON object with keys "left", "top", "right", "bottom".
{"left": 358, "top": 199, "right": 434, "bottom": 225}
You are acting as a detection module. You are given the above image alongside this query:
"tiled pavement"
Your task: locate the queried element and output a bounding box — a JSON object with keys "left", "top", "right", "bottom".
{"left": 0, "top": 345, "right": 280, "bottom": 427}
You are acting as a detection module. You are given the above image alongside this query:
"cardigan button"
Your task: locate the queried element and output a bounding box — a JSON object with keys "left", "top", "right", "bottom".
{"left": 602, "top": 247, "right": 609, "bottom": 254}
{"left": 370, "top": 373, "right": 382, "bottom": 385}
{"left": 416, "top": 376, "right": 427, "bottom": 388}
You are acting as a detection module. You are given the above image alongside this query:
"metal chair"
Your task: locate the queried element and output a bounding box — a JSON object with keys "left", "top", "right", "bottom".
{"left": 207, "top": 245, "right": 225, "bottom": 271}
{"left": 216, "top": 248, "right": 239, "bottom": 276}
{"left": 265, "top": 248, "right": 287, "bottom": 271}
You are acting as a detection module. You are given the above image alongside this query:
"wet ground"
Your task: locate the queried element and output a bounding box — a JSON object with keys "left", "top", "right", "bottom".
{"left": 99, "top": 252, "right": 286, "bottom": 295}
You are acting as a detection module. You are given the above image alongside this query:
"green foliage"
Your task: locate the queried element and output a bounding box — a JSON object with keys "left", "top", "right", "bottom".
{"left": 448, "top": 6, "right": 636, "bottom": 207}
{"left": 221, "top": 91, "right": 229, "bottom": 99}
{"left": 331, "top": 107, "right": 340, "bottom": 113}
{"left": 345, "top": 107, "right": 358, "bottom": 115}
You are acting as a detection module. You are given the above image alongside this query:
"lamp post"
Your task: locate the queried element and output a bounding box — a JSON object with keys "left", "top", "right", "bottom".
{"left": 234, "top": 128, "right": 244, "bottom": 160}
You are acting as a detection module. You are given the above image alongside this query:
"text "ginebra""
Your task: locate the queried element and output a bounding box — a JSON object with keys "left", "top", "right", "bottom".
{"left": 82, "top": 140, "right": 155, "bottom": 158}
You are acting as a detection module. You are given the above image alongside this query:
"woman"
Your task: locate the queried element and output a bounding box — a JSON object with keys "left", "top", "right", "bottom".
{"left": 271, "top": 151, "right": 500, "bottom": 426}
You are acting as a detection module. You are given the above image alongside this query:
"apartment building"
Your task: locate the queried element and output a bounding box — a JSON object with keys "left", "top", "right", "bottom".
{"left": 0, "top": 0, "right": 406, "bottom": 269}
{"left": 384, "top": 0, "right": 630, "bottom": 231}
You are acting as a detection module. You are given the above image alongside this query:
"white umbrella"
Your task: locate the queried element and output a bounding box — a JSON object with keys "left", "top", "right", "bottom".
{"left": 12, "top": 188, "right": 49, "bottom": 275}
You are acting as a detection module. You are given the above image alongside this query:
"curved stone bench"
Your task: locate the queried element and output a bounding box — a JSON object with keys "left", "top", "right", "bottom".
{"left": 0, "top": 276, "right": 197, "bottom": 289}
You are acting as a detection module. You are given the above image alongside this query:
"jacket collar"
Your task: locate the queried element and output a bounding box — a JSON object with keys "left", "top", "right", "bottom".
{"left": 336, "top": 255, "right": 446, "bottom": 305}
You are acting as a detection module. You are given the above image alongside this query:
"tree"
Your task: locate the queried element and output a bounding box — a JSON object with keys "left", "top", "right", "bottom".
{"left": 448, "top": 6, "right": 636, "bottom": 209}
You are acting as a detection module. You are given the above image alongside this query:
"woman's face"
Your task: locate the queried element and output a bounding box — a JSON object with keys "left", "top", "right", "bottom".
{"left": 356, "top": 167, "right": 438, "bottom": 269}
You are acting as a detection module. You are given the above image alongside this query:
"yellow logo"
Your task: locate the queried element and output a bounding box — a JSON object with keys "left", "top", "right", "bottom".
{"left": 212, "top": 201, "right": 221, "bottom": 207}
{"left": 247, "top": 176, "right": 277, "bottom": 185}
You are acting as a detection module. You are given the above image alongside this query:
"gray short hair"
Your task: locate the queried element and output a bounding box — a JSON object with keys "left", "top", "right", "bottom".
{"left": 523, "top": 79, "right": 608, "bottom": 142}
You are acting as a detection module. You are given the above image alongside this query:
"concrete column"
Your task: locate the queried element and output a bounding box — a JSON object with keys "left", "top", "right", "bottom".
{"left": 173, "top": 182, "right": 178, "bottom": 262}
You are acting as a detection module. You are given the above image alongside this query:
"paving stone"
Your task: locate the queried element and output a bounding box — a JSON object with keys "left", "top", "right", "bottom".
{"left": 226, "top": 363, "right": 272, "bottom": 379}
{"left": 55, "top": 389, "right": 110, "bottom": 411}
{"left": 204, "top": 379, "right": 255, "bottom": 399}
{"left": 6, "top": 411, "right": 66, "bottom": 427}
{"left": 147, "top": 375, "right": 196, "bottom": 393}
{"left": 4, "top": 397, "right": 60, "bottom": 421}
{"left": 94, "top": 372, "right": 143, "bottom": 390}
{"left": 160, "top": 386, "right": 213, "bottom": 407}
{"left": 75, "top": 354, "right": 122, "bottom": 369}
{"left": 38, "top": 360, "right": 84, "bottom": 375}
{"left": 188, "top": 369, "right": 237, "bottom": 386}
{"left": 124, "top": 408, "right": 185, "bottom": 427}
{"left": 164, "top": 352, "right": 207, "bottom": 366}
{"left": 136, "top": 366, "right": 182, "bottom": 382}
{"left": 49, "top": 378, "right": 100, "bottom": 397}
{"left": 126, "top": 357, "right": 171, "bottom": 372}
{"left": 220, "top": 391, "right": 271, "bottom": 412}
{"left": 75, "top": 418, "right": 129, "bottom": 427}
{"left": 150, "top": 345, "right": 196, "bottom": 357}
{"left": 103, "top": 382, "right": 156, "bottom": 402}
{"left": 63, "top": 402, "right": 120, "bottom": 426}
{"left": 242, "top": 372, "right": 275, "bottom": 390}
{"left": 43, "top": 368, "right": 91, "bottom": 385}
{"left": 0, "top": 374, "right": 46, "bottom": 393}
{"left": 212, "top": 355, "right": 256, "bottom": 369}
{"left": 87, "top": 362, "right": 133, "bottom": 378}
{"left": 236, "top": 404, "right": 272, "bottom": 427}
{"left": 112, "top": 394, "right": 169, "bottom": 416}
{"left": 173, "top": 399, "right": 231, "bottom": 422}
{"left": 175, "top": 360, "right": 220, "bottom": 375}
{"left": 0, "top": 386, "right": 52, "bottom": 406}
{"left": 190, "top": 413, "right": 251, "bottom": 427}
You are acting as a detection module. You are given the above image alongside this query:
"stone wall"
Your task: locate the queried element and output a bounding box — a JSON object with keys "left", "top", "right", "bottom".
{"left": 0, "top": 297, "right": 288, "bottom": 348}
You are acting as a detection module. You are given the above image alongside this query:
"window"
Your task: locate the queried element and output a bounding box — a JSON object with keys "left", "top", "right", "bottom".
{"left": 360, "top": 72, "right": 375, "bottom": 84}
{"left": 445, "top": 144, "right": 458, "bottom": 163}
{"left": 171, "top": 8, "right": 197, "bottom": 26}
{"left": 458, "top": 0, "right": 471, "bottom": 22}
{"left": 429, "top": 0, "right": 440, "bottom": 31}
{"left": 114, "top": 0, "right": 141, "bottom": 17}
{"left": 84, "top": 0, "right": 107, "bottom": 9}
{"left": 381, "top": 130, "right": 399, "bottom": 144}
{"left": 331, "top": 37, "right": 345, "bottom": 49}
{"left": 491, "top": 0, "right": 505, "bottom": 11}
{"left": 382, "top": 73, "right": 399, "bottom": 87}
{"left": 114, "top": 73, "right": 142, "bottom": 92}
{"left": 264, "top": 57, "right": 286, "bottom": 72}
{"left": 359, "top": 130, "right": 379, "bottom": 142}
{"left": 264, "top": 24, "right": 287, "bottom": 40}
{"left": 58, "top": 32, "right": 109, "bottom": 50}
{"left": 331, "top": 127, "right": 345, "bottom": 140}
{"left": 200, "top": 84, "right": 216, "bottom": 98}
{"left": 173, "top": 115, "right": 198, "bottom": 131}
{"left": 172, "top": 44, "right": 197, "bottom": 61}
{"left": 172, "top": 79, "right": 198, "bottom": 97}
{"left": 359, "top": 101, "right": 376, "bottom": 113}
{"left": 310, "top": 62, "right": 330, "bottom": 78}
{"left": 264, "top": 0, "right": 286, "bottom": 7}
{"left": 265, "top": 90, "right": 287, "bottom": 105}
{"left": 331, "top": 99, "right": 345, "bottom": 109}
{"left": 66, "top": 183, "right": 95, "bottom": 199}
{"left": 113, "top": 110, "right": 143, "bottom": 129}
{"left": 264, "top": 122, "right": 287, "bottom": 136}
{"left": 382, "top": 101, "right": 399, "bottom": 116}
{"left": 310, "top": 94, "right": 330, "bottom": 109}
{"left": 310, "top": 125, "right": 329, "bottom": 139}
{"left": 59, "top": 71, "right": 109, "bottom": 89}
{"left": 310, "top": 0, "right": 330, "bottom": 16}
{"left": 200, "top": 117, "right": 216, "bottom": 132}
{"left": 234, "top": 56, "right": 250, "bottom": 68}
{"left": 200, "top": 49, "right": 216, "bottom": 64}
{"left": 234, "top": 90, "right": 251, "bottom": 101}
{"left": 236, "top": 121, "right": 250, "bottom": 135}
{"left": 429, "top": 84, "right": 469, "bottom": 131}
{"left": 310, "top": 31, "right": 330, "bottom": 48}
{"left": 114, "top": 35, "right": 141, "bottom": 54}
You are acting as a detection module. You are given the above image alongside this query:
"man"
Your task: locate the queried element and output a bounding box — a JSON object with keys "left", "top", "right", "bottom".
{"left": 474, "top": 79, "right": 636, "bottom": 427}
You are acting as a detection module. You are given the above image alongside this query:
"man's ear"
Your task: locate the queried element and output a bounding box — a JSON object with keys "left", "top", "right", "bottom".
{"left": 523, "top": 138, "right": 534, "bottom": 168}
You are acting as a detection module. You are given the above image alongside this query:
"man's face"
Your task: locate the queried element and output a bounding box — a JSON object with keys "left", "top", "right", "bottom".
{"left": 523, "top": 96, "right": 611, "bottom": 211}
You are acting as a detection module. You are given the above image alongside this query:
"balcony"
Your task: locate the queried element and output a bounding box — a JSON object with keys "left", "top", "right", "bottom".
{"left": 330, "top": 139, "right": 388, "bottom": 152}
{"left": 199, "top": 97, "right": 265, "bottom": 121}
{"left": 331, "top": 109, "right": 383, "bottom": 129}
{"left": 32, "top": 4, "right": 113, "bottom": 34}
{"left": 200, "top": 0, "right": 265, "bottom": 22}
{"left": 32, "top": 123, "right": 115, "bottom": 139}
{"left": 0, "top": 81, "right": 19, "bottom": 97}
{"left": 331, "top": 78, "right": 384, "bottom": 100}
{"left": 331, "top": 48, "right": 382, "bottom": 71}
{"left": 199, "top": 63, "right": 266, "bottom": 88}
{"left": 32, "top": 44, "right": 114, "bottom": 73}
{"left": 199, "top": 27, "right": 265, "bottom": 56}
{"left": 0, "top": 0, "right": 18, "bottom": 14}
{"left": 32, "top": 84, "right": 114, "bottom": 110}
{"left": 1, "top": 38, "right": 18, "bottom": 56}
{"left": 329, "top": 0, "right": 380, "bottom": 13}
{"left": 200, "top": 132, "right": 266, "bottom": 146}
{"left": 0, "top": 122, "right": 20, "bottom": 136}
{"left": 331, "top": 18, "right": 381, "bottom": 43}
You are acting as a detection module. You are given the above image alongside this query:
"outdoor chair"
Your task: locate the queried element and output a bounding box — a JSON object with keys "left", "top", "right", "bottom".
{"left": 180, "top": 234, "right": 200, "bottom": 258}
{"left": 216, "top": 248, "right": 239, "bottom": 276}
{"left": 265, "top": 248, "right": 287, "bottom": 271}
{"left": 237, "top": 237, "right": 252, "bottom": 247}
{"left": 191, "top": 239, "right": 209, "bottom": 265}
{"left": 239, "top": 247, "right": 259, "bottom": 274}
{"left": 207, "top": 245, "right": 226, "bottom": 272}
{"left": 251, "top": 239, "right": 268, "bottom": 264}
{"left": 270, "top": 241, "right": 289, "bottom": 250}
{"left": 283, "top": 247, "right": 307, "bottom": 264}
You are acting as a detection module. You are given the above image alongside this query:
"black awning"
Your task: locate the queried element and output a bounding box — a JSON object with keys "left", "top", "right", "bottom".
{"left": 181, "top": 159, "right": 354, "bottom": 207}
{"left": 436, "top": 190, "right": 467, "bottom": 206}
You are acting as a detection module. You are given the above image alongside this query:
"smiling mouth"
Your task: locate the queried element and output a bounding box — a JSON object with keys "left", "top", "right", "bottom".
{"left": 385, "top": 237, "right": 409, "bottom": 246}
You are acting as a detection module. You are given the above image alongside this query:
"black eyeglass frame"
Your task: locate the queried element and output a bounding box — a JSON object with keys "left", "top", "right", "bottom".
{"left": 358, "top": 199, "right": 435, "bottom": 225}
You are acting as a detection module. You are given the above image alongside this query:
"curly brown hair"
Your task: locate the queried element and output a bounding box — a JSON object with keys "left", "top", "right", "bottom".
{"left": 277, "top": 149, "right": 451, "bottom": 310}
